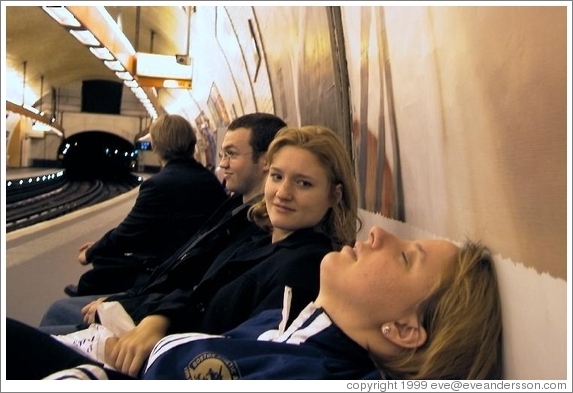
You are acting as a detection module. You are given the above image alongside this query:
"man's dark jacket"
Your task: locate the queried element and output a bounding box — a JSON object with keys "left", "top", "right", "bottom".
{"left": 125, "top": 193, "right": 265, "bottom": 295}
{"left": 75, "top": 158, "right": 228, "bottom": 295}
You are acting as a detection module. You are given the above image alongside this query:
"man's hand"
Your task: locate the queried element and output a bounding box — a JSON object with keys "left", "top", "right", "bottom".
{"left": 106, "top": 315, "right": 170, "bottom": 377}
{"left": 81, "top": 297, "right": 107, "bottom": 325}
{"left": 78, "top": 242, "right": 94, "bottom": 265}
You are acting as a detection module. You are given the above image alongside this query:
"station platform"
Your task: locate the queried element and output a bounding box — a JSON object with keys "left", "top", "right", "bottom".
{"left": 5, "top": 185, "right": 140, "bottom": 327}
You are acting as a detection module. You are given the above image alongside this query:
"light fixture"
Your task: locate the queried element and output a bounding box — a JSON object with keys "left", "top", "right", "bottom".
{"left": 131, "top": 87, "right": 147, "bottom": 99}
{"left": 32, "top": 122, "right": 52, "bottom": 132}
{"left": 23, "top": 104, "right": 39, "bottom": 114}
{"left": 115, "top": 71, "right": 133, "bottom": 81}
{"left": 7, "top": 100, "right": 64, "bottom": 137}
{"left": 69, "top": 29, "right": 101, "bottom": 46}
{"left": 162, "top": 79, "right": 189, "bottom": 88}
{"left": 104, "top": 60, "right": 125, "bottom": 72}
{"left": 132, "top": 52, "right": 193, "bottom": 89}
{"left": 42, "top": 6, "right": 81, "bottom": 27}
{"left": 89, "top": 47, "right": 115, "bottom": 61}
{"left": 42, "top": 6, "right": 159, "bottom": 119}
{"left": 124, "top": 80, "right": 138, "bottom": 88}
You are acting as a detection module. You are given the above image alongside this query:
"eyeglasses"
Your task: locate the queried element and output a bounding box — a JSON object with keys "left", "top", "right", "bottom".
{"left": 218, "top": 150, "right": 254, "bottom": 161}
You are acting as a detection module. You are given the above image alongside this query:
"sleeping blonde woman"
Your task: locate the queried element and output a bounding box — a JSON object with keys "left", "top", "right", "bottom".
{"left": 7, "top": 226, "right": 502, "bottom": 380}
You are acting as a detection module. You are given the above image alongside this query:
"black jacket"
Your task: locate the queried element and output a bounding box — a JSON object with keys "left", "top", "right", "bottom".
{"left": 126, "top": 193, "right": 266, "bottom": 294}
{"left": 73, "top": 159, "right": 228, "bottom": 296}
{"left": 86, "top": 158, "right": 228, "bottom": 263}
{"left": 112, "top": 227, "right": 334, "bottom": 335}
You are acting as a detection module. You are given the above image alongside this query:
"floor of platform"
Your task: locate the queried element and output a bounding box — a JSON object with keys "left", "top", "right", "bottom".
{"left": 5, "top": 187, "right": 139, "bottom": 327}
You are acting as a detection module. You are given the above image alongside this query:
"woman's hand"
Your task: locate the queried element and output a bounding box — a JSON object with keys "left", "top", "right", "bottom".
{"left": 81, "top": 297, "right": 107, "bottom": 325}
{"left": 106, "top": 315, "right": 170, "bottom": 377}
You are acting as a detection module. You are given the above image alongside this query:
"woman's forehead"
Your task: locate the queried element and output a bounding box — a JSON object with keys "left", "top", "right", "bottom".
{"left": 418, "top": 239, "right": 460, "bottom": 272}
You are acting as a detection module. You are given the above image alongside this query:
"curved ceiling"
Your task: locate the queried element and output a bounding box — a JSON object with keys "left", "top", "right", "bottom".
{"left": 6, "top": 6, "right": 190, "bottom": 113}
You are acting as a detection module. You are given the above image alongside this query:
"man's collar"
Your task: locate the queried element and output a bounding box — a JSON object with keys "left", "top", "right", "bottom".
{"left": 243, "top": 193, "right": 263, "bottom": 205}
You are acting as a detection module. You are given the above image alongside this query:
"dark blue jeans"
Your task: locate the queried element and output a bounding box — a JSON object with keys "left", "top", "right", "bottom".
{"left": 39, "top": 294, "right": 124, "bottom": 335}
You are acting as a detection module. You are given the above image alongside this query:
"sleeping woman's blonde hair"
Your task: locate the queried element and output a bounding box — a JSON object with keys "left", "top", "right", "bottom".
{"left": 248, "top": 125, "right": 360, "bottom": 249}
{"left": 379, "top": 240, "right": 503, "bottom": 379}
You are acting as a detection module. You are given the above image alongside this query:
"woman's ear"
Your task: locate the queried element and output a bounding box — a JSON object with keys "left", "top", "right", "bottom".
{"left": 381, "top": 319, "right": 427, "bottom": 350}
{"left": 331, "top": 183, "right": 343, "bottom": 206}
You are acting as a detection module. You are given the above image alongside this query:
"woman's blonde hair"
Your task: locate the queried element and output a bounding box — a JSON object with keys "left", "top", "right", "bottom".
{"left": 149, "top": 114, "right": 197, "bottom": 162}
{"left": 248, "top": 125, "right": 360, "bottom": 248}
{"left": 379, "top": 240, "right": 503, "bottom": 379}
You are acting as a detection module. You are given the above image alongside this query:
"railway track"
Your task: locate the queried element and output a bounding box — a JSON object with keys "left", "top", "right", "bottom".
{"left": 6, "top": 177, "right": 141, "bottom": 233}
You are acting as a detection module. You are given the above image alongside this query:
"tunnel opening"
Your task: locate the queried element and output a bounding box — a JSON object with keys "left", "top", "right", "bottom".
{"left": 58, "top": 131, "right": 138, "bottom": 181}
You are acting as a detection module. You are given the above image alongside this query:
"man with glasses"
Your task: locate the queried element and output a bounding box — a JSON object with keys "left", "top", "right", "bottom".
{"left": 39, "top": 113, "right": 287, "bottom": 333}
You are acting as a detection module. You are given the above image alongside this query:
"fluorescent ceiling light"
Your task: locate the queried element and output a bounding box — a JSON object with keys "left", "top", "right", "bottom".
{"left": 131, "top": 87, "right": 147, "bottom": 99}
{"left": 42, "top": 6, "right": 81, "bottom": 27}
{"left": 115, "top": 71, "right": 133, "bottom": 81}
{"left": 90, "top": 47, "right": 114, "bottom": 60}
{"left": 104, "top": 60, "right": 125, "bottom": 72}
{"left": 70, "top": 29, "right": 101, "bottom": 46}
{"left": 32, "top": 122, "right": 52, "bottom": 132}
{"left": 23, "top": 104, "right": 39, "bottom": 114}
{"left": 124, "top": 80, "right": 138, "bottom": 88}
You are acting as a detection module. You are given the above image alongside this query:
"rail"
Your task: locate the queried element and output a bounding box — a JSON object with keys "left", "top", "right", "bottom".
{"left": 5, "top": 177, "right": 141, "bottom": 233}
{"left": 6, "top": 170, "right": 67, "bottom": 204}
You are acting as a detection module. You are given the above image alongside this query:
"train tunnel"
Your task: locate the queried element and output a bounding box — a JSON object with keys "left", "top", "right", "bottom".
{"left": 57, "top": 131, "right": 137, "bottom": 180}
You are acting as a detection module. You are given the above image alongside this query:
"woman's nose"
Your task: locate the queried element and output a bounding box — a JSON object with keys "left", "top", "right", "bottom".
{"left": 369, "top": 226, "right": 393, "bottom": 249}
{"left": 275, "top": 181, "right": 293, "bottom": 199}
